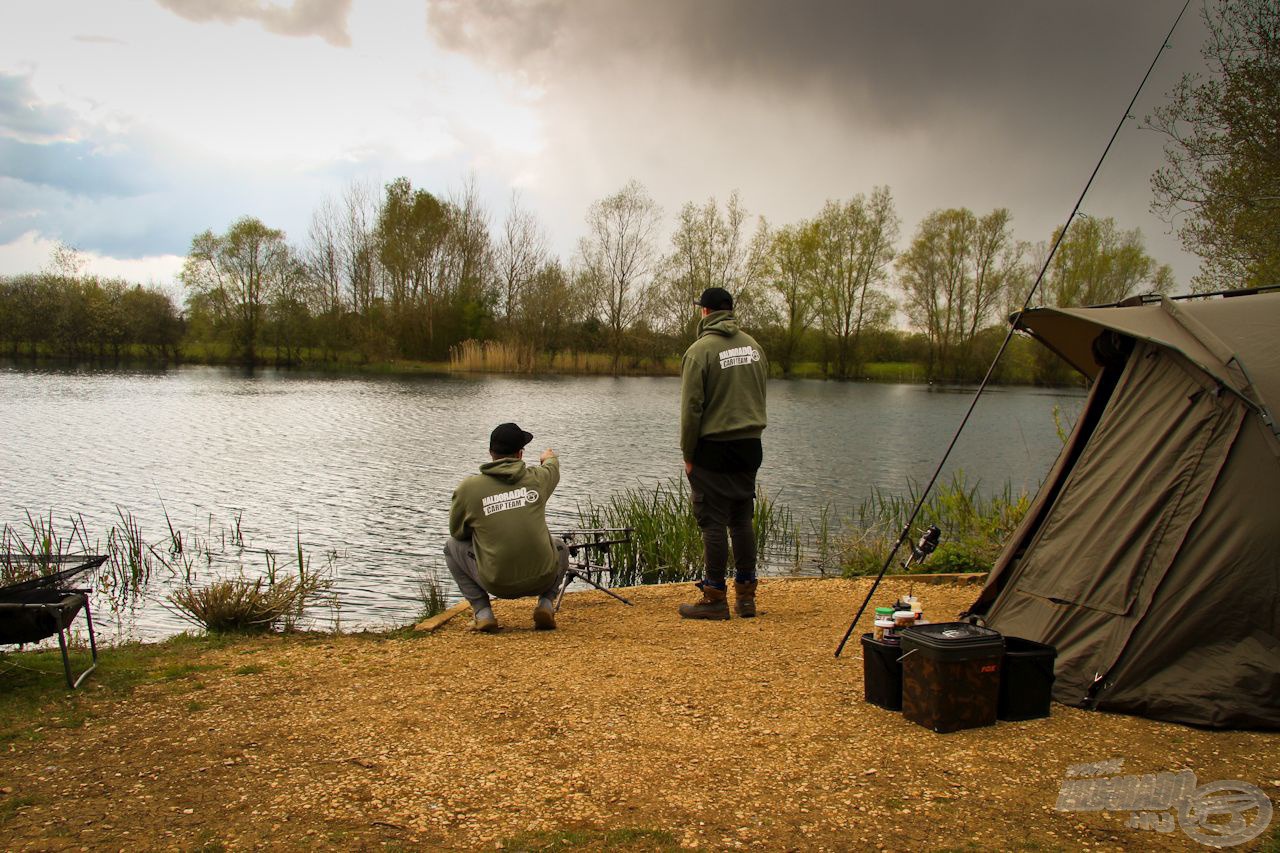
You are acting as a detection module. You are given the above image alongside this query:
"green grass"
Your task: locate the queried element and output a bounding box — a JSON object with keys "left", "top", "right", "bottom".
{"left": 496, "top": 828, "right": 680, "bottom": 852}
{"left": 233, "top": 663, "right": 265, "bottom": 676}
{"left": 774, "top": 360, "right": 929, "bottom": 382}
{"left": 0, "top": 792, "right": 42, "bottom": 827}
{"left": 1259, "top": 821, "right": 1280, "bottom": 853}
{"left": 839, "top": 472, "right": 1029, "bottom": 577}
{"left": 572, "top": 477, "right": 802, "bottom": 584}
{"left": 0, "top": 632, "right": 240, "bottom": 743}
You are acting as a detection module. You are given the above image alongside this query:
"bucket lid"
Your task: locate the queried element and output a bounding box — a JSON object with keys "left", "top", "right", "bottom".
{"left": 899, "top": 621, "right": 1004, "bottom": 656}
{"left": 875, "top": 607, "right": 895, "bottom": 615}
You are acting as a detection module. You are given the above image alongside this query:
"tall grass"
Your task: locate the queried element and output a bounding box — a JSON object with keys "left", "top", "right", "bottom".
{"left": 575, "top": 478, "right": 702, "bottom": 584}
{"left": 573, "top": 477, "right": 802, "bottom": 584}
{"left": 3, "top": 505, "right": 341, "bottom": 634}
{"left": 415, "top": 573, "right": 448, "bottom": 620}
{"left": 168, "top": 558, "right": 331, "bottom": 633}
{"left": 449, "top": 339, "right": 679, "bottom": 376}
{"left": 838, "top": 472, "right": 1030, "bottom": 576}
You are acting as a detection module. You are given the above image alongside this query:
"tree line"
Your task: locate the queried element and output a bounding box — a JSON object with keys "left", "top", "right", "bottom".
{"left": 0, "top": 179, "right": 1174, "bottom": 385}
{"left": 0, "top": 246, "right": 183, "bottom": 360}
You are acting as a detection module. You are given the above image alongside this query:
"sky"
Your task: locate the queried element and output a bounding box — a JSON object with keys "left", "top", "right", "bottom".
{"left": 0, "top": 0, "right": 1210, "bottom": 298}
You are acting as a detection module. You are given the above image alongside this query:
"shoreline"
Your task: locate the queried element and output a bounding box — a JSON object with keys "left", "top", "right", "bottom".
{"left": 1, "top": 353, "right": 1083, "bottom": 388}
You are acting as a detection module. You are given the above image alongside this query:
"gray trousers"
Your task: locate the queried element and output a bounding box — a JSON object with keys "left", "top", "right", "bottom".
{"left": 687, "top": 466, "right": 757, "bottom": 589}
{"left": 442, "top": 535, "right": 569, "bottom": 611}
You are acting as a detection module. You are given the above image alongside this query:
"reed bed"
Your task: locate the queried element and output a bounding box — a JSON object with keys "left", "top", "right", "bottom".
{"left": 563, "top": 472, "right": 1026, "bottom": 585}
{"left": 571, "top": 477, "right": 802, "bottom": 585}
{"left": 837, "top": 471, "right": 1030, "bottom": 575}
{"left": 2, "top": 506, "right": 339, "bottom": 635}
{"left": 449, "top": 339, "right": 679, "bottom": 376}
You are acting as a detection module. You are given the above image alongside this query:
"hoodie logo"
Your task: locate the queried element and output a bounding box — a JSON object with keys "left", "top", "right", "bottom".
{"left": 719, "top": 346, "right": 761, "bottom": 369}
{"left": 482, "top": 487, "right": 534, "bottom": 516}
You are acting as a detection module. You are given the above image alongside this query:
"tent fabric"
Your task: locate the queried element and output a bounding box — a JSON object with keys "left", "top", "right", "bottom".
{"left": 1013, "top": 292, "right": 1280, "bottom": 434}
{"left": 974, "top": 294, "right": 1280, "bottom": 728}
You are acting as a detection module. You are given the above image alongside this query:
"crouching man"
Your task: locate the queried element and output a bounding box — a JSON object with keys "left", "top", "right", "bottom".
{"left": 444, "top": 422, "right": 569, "bottom": 632}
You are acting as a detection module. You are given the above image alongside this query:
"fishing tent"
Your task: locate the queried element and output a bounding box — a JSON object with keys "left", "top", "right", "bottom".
{"left": 969, "top": 291, "right": 1280, "bottom": 728}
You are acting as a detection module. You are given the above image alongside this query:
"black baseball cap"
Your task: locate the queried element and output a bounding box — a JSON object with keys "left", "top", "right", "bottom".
{"left": 490, "top": 422, "right": 534, "bottom": 454}
{"left": 694, "top": 287, "right": 733, "bottom": 310}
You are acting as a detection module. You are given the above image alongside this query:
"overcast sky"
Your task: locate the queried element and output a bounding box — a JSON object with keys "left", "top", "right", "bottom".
{"left": 0, "top": 0, "right": 1208, "bottom": 294}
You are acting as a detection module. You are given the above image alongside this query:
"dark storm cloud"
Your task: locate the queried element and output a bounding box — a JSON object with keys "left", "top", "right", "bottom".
{"left": 427, "top": 0, "right": 1203, "bottom": 285}
{"left": 427, "top": 0, "right": 1182, "bottom": 132}
{"left": 156, "top": 0, "right": 354, "bottom": 47}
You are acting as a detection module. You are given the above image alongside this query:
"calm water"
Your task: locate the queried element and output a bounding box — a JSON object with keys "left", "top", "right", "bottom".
{"left": 0, "top": 364, "right": 1083, "bottom": 640}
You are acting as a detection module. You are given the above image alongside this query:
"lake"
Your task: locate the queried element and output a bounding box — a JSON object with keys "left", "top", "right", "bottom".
{"left": 0, "top": 364, "right": 1084, "bottom": 640}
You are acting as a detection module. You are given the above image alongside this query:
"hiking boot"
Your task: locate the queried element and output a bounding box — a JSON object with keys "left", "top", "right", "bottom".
{"left": 533, "top": 600, "right": 557, "bottom": 631}
{"left": 678, "top": 581, "right": 730, "bottom": 620}
{"left": 734, "top": 580, "right": 758, "bottom": 618}
{"left": 470, "top": 613, "right": 500, "bottom": 633}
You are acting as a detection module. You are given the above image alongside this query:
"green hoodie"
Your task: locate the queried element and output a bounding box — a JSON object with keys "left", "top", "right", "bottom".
{"left": 449, "top": 455, "right": 560, "bottom": 598}
{"left": 680, "top": 311, "right": 768, "bottom": 461}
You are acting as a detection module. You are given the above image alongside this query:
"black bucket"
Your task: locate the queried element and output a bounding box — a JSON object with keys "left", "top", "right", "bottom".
{"left": 998, "top": 636, "right": 1057, "bottom": 721}
{"left": 860, "top": 633, "right": 903, "bottom": 711}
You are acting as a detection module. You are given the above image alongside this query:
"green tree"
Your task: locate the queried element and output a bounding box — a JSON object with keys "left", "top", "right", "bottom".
{"left": 1043, "top": 216, "right": 1173, "bottom": 308}
{"left": 1147, "top": 0, "right": 1280, "bottom": 291}
{"left": 898, "top": 208, "right": 1022, "bottom": 379}
{"left": 578, "top": 180, "right": 663, "bottom": 373}
{"left": 761, "top": 220, "right": 820, "bottom": 376}
{"left": 181, "top": 216, "right": 294, "bottom": 364}
{"left": 516, "top": 258, "right": 586, "bottom": 356}
{"left": 375, "top": 177, "right": 449, "bottom": 356}
{"left": 121, "top": 285, "right": 183, "bottom": 359}
{"left": 812, "top": 187, "right": 899, "bottom": 379}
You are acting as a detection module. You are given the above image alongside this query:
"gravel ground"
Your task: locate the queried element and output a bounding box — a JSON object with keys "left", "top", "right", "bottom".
{"left": 2, "top": 576, "right": 1276, "bottom": 851}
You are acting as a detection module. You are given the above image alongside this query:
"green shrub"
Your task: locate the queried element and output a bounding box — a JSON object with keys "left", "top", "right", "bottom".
{"left": 839, "top": 472, "right": 1028, "bottom": 578}
{"left": 169, "top": 568, "right": 330, "bottom": 633}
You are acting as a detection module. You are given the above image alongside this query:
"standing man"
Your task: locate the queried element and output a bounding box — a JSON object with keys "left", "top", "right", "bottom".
{"left": 678, "top": 287, "right": 768, "bottom": 620}
{"left": 445, "top": 422, "right": 569, "bottom": 632}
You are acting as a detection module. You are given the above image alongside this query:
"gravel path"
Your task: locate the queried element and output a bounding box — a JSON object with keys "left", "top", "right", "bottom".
{"left": 2, "top": 577, "right": 1276, "bottom": 851}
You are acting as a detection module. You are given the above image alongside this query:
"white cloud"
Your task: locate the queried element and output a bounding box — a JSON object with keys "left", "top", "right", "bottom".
{"left": 0, "top": 231, "right": 184, "bottom": 294}
{"left": 155, "top": 0, "right": 354, "bottom": 47}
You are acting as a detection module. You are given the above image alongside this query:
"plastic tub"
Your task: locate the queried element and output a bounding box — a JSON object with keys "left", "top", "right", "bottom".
{"left": 860, "top": 632, "right": 904, "bottom": 711}
{"left": 899, "top": 622, "right": 1004, "bottom": 733}
{"left": 998, "top": 636, "right": 1057, "bottom": 720}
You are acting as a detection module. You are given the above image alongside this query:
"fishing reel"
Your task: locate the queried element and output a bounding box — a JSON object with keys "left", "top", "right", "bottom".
{"left": 902, "top": 524, "right": 942, "bottom": 570}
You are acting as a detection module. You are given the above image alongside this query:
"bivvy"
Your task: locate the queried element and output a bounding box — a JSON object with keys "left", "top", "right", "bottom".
{"left": 968, "top": 291, "right": 1280, "bottom": 728}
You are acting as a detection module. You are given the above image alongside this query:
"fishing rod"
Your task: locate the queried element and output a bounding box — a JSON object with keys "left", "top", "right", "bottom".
{"left": 834, "top": 0, "right": 1193, "bottom": 658}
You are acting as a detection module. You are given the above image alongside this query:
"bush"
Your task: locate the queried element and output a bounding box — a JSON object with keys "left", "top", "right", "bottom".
{"left": 169, "top": 569, "right": 330, "bottom": 633}
{"left": 839, "top": 473, "right": 1029, "bottom": 578}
